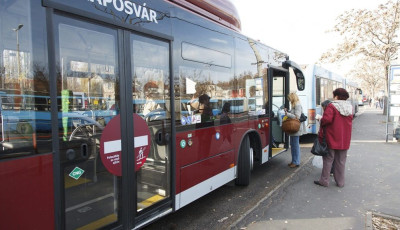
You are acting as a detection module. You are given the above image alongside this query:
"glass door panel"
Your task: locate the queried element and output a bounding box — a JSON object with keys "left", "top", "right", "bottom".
{"left": 131, "top": 34, "right": 171, "bottom": 213}
{"left": 55, "top": 16, "right": 120, "bottom": 229}
{"left": 270, "top": 70, "right": 287, "bottom": 147}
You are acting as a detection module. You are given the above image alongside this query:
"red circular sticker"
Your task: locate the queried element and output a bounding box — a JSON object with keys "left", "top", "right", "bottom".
{"left": 100, "top": 114, "right": 151, "bottom": 176}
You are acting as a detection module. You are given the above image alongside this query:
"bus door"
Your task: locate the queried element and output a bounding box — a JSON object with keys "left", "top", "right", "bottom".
{"left": 53, "top": 14, "right": 173, "bottom": 229}
{"left": 269, "top": 67, "right": 289, "bottom": 157}
{"left": 130, "top": 33, "right": 173, "bottom": 225}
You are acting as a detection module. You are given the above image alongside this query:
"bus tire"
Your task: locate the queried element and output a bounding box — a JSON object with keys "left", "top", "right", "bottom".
{"left": 235, "top": 135, "right": 251, "bottom": 186}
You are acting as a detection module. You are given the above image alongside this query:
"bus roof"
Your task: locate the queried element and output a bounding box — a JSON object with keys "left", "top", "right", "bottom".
{"left": 169, "top": 0, "right": 241, "bottom": 32}
{"left": 305, "top": 64, "right": 344, "bottom": 83}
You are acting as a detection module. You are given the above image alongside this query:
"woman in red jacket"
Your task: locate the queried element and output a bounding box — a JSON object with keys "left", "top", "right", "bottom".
{"left": 314, "top": 88, "right": 353, "bottom": 187}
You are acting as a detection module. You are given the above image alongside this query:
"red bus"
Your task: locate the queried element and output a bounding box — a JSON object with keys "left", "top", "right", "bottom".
{"left": 0, "top": 0, "right": 305, "bottom": 229}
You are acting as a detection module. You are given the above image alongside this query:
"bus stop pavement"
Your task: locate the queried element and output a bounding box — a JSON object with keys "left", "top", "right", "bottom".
{"left": 231, "top": 107, "right": 400, "bottom": 230}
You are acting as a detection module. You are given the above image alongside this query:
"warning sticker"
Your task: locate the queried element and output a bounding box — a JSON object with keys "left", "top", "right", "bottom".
{"left": 100, "top": 114, "right": 151, "bottom": 176}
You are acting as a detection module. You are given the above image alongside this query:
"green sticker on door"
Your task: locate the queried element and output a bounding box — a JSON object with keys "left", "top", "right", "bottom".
{"left": 69, "top": 167, "right": 85, "bottom": 180}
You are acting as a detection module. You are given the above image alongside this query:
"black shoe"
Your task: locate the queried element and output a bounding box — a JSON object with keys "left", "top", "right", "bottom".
{"left": 314, "top": 181, "right": 326, "bottom": 187}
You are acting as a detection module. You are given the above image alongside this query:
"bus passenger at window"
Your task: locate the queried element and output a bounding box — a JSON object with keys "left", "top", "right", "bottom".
{"left": 143, "top": 81, "right": 161, "bottom": 117}
{"left": 198, "top": 94, "right": 213, "bottom": 122}
{"left": 220, "top": 102, "right": 231, "bottom": 124}
{"left": 189, "top": 93, "right": 213, "bottom": 122}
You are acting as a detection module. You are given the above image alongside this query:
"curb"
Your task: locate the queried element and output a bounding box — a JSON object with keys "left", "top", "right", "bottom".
{"left": 367, "top": 211, "right": 400, "bottom": 229}
{"left": 365, "top": 212, "right": 372, "bottom": 230}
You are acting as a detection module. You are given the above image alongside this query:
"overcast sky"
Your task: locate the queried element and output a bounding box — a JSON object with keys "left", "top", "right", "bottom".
{"left": 230, "top": 0, "right": 389, "bottom": 75}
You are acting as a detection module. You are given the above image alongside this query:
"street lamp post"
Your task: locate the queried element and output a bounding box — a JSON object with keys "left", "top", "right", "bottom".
{"left": 13, "top": 24, "right": 23, "bottom": 93}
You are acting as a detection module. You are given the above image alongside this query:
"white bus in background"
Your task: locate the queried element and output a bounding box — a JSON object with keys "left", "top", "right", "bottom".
{"left": 345, "top": 81, "right": 362, "bottom": 111}
{"left": 298, "top": 64, "right": 360, "bottom": 135}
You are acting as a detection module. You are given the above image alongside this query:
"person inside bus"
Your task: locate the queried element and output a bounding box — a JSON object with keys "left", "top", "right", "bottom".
{"left": 314, "top": 88, "right": 353, "bottom": 188}
{"left": 142, "top": 81, "right": 162, "bottom": 119}
{"left": 189, "top": 93, "right": 213, "bottom": 122}
{"left": 220, "top": 102, "right": 231, "bottom": 124}
{"left": 285, "top": 92, "right": 306, "bottom": 168}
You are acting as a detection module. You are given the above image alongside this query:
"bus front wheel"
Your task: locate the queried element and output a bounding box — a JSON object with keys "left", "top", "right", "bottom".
{"left": 235, "top": 135, "right": 253, "bottom": 186}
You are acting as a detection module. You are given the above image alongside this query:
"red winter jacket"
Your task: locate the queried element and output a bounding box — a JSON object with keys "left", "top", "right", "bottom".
{"left": 319, "top": 101, "right": 353, "bottom": 150}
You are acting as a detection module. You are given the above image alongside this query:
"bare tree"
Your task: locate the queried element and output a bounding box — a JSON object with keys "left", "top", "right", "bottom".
{"left": 348, "top": 57, "right": 385, "bottom": 98}
{"left": 320, "top": 0, "right": 400, "bottom": 94}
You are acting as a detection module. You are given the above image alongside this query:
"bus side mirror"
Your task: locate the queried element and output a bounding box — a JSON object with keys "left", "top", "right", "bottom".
{"left": 295, "top": 72, "right": 305, "bottom": 91}
{"left": 282, "top": 60, "right": 305, "bottom": 91}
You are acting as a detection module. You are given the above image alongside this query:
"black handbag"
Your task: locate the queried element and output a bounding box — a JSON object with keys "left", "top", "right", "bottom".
{"left": 311, "top": 134, "right": 329, "bottom": 156}
{"left": 299, "top": 113, "right": 307, "bottom": 122}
